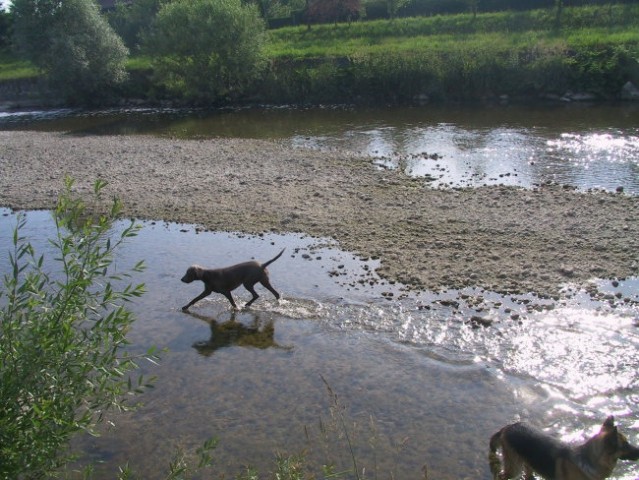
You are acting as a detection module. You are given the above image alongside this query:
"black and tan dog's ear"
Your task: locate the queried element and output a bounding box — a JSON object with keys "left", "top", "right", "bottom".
{"left": 602, "top": 416, "right": 616, "bottom": 430}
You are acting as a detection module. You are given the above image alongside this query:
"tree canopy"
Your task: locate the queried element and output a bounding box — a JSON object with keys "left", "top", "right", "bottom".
{"left": 148, "top": 0, "right": 267, "bottom": 103}
{"left": 306, "top": 0, "right": 362, "bottom": 24}
{"left": 11, "top": 0, "right": 128, "bottom": 104}
{"left": 106, "top": 0, "right": 163, "bottom": 51}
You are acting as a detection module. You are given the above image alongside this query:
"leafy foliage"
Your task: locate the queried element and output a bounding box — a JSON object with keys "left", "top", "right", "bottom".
{"left": 106, "top": 0, "right": 163, "bottom": 51}
{"left": 385, "top": 0, "right": 410, "bottom": 19}
{"left": 306, "top": 0, "right": 362, "bottom": 24}
{"left": 256, "top": 0, "right": 306, "bottom": 22}
{"left": 147, "top": 0, "right": 267, "bottom": 103}
{"left": 0, "top": 177, "right": 156, "bottom": 479}
{"left": 0, "top": 9, "right": 11, "bottom": 50}
{"left": 11, "top": 0, "right": 129, "bottom": 104}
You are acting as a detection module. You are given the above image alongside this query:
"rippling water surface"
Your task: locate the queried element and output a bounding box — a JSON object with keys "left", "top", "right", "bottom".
{"left": 1, "top": 209, "right": 638, "bottom": 479}
{"left": 1, "top": 103, "right": 638, "bottom": 477}
{"left": 1, "top": 103, "right": 639, "bottom": 194}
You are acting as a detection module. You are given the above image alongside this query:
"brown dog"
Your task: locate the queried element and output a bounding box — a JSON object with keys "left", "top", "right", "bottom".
{"left": 181, "top": 248, "right": 285, "bottom": 311}
{"left": 489, "top": 416, "right": 639, "bottom": 480}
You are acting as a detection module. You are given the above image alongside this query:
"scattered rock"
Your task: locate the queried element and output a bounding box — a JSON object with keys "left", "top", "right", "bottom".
{"left": 466, "top": 316, "right": 493, "bottom": 329}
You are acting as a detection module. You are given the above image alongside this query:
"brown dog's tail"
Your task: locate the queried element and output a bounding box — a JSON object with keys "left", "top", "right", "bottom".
{"left": 262, "top": 248, "right": 285, "bottom": 269}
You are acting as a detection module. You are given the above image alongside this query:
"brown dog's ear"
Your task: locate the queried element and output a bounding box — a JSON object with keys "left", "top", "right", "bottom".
{"left": 191, "top": 266, "right": 202, "bottom": 280}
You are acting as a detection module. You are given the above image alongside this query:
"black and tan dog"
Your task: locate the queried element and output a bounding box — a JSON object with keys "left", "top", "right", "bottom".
{"left": 181, "top": 248, "right": 285, "bottom": 311}
{"left": 489, "top": 416, "right": 639, "bottom": 480}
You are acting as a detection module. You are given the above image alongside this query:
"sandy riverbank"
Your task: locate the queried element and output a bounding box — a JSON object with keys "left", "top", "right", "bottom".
{"left": 1, "top": 130, "right": 638, "bottom": 298}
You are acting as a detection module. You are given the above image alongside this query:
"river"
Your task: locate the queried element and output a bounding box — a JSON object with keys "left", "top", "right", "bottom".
{"left": 1, "top": 103, "right": 638, "bottom": 479}
{"left": 1, "top": 103, "right": 639, "bottom": 194}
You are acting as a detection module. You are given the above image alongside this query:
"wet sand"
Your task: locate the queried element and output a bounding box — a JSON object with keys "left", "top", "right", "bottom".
{"left": 1, "top": 130, "right": 638, "bottom": 298}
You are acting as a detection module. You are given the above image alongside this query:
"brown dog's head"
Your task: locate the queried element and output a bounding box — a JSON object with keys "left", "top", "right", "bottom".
{"left": 181, "top": 265, "right": 202, "bottom": 284}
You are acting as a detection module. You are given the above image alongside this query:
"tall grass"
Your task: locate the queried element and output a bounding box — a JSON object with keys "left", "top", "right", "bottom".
{"left": 266, "top": 3, "right": 639, "bottom": 58}
{"left": 257, "top": 3, "right": 639, "bottom": 104}
{"left": 0, "top": 51, "right": 38, "bottom": 80}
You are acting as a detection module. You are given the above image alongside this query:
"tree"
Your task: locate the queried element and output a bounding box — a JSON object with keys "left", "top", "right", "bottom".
{"left": 251, "top": 0, "right": 306, "bottom": 22}
{"left": 554, "top": 0, "right": 564, "bottom": 29}
{"left": 0, "top": 178, "right": 155, "bottom": 478}
{"left": 11, "top": 0, "right": 129, "bottom": 104}
{"left": 386, "top": 0, "right": 409, "bottom": 20}
{"left": 0, "top": 9, "right": 11, "bottom": 49}
{"left": 306, "top": 0, "right": 361, "bottom": 24}
{"left": 107, "top": 0, "right": 163, "bottom": 51}
{"left": 148, "top": 0, "right": 267, "bottom": 104}
{"left": 468, "top": 0, "right": 479, "bottom": 18}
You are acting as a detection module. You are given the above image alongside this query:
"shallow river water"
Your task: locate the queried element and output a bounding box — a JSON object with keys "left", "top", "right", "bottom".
{"left": 1, "top": 103, "right": 639, "bottom": 194}
{"left": 1, "top": 103, "right": 639, "bottom": 478}
{"left": 1, "top": 208, "right": 639, "bottom": 479}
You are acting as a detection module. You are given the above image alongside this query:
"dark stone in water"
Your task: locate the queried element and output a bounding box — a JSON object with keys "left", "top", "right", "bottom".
{"left": 467, "top": 316, "right": 493, "bottom": 328}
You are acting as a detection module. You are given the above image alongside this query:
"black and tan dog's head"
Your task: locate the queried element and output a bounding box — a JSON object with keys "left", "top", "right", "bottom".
{"left": 588, "top": 415, "right": 639, "bottom": 474}
{"left": 181, "top": 265, "right": 203, "bottom": 284}
{"left": 600, "top": 416, "right": 639, "bottom": 461}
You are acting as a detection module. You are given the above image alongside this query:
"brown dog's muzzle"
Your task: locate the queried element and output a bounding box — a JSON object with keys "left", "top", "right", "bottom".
{"left": 181, "top": 267, "right": 196, "bottom": 283}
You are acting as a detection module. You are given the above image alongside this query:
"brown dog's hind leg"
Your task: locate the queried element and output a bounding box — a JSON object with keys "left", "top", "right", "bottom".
{"left": 260, "top": 278, "right": 280, "bottom": 300}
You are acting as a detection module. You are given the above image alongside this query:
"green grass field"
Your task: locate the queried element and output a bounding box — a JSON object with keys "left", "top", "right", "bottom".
{"left": 258, "top": 3, "right": 639, "bottom": 103}
{"left": 265, "top": 3, "right": 639, "bottom": 59}
{"left": 0, "top": 51, "right": 38, "bottom": 81}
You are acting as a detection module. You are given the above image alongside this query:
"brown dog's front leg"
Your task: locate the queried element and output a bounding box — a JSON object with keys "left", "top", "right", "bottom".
{"left": 222, "top": 291, "right": 238, "bottom": 309}
{"left": 182, "top": 289, "right": 211, "bottom": 311}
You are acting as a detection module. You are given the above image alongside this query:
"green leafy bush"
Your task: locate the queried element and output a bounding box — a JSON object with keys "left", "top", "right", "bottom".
{"left": 0, "top": 178, "right": 155, "bottom": 479}
{"left": 147, "top": 0, "right": 267, "bottom": 103}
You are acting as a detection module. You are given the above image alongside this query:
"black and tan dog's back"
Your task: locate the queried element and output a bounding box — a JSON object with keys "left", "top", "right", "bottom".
{"left": 181, "top": 248, "right": 285, "bottom": 310}
{"left": 489, "top": 416, "right": 639, "bottom": 480}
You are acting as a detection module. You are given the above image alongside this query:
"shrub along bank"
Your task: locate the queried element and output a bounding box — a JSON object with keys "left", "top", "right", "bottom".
{"left": 256, "top": 32, "right": 639, "bottom": 104}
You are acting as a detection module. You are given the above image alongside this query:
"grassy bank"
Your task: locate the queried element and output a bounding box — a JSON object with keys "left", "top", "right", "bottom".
{"left": 0, "top": 51, "right": 38, "bottom": 81}
{"left": 1, "top": 3, "right": 638, "bottom": 105}
{"left": 259, "top": 3, "right": 639, "bottom": 103}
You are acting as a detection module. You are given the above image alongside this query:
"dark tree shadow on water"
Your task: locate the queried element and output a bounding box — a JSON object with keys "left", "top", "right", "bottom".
{"left": 184, "top": 310, "right": 292, "bottom": 356}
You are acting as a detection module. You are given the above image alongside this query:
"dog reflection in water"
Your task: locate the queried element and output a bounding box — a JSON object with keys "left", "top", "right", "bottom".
{"left": 185, "top": 310, "right": 290, "bottom": 356}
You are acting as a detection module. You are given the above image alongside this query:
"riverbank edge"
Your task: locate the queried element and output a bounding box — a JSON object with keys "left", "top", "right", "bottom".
{"left": 1, "top": 72, "right": 638, "bottom": 112}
